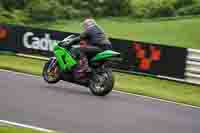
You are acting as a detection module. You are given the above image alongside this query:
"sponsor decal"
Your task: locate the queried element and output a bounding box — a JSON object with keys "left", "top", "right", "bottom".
{"left": 0, "top": 26, "right": 8, "bottom": 40}
{"left": 133, "top": 42, "right": 161, "bottom": 71}
{"left": 23, "top": 32, "right": 58, "bottom": 51}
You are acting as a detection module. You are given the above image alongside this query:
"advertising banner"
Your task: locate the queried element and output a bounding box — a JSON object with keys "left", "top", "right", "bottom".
{"left": 0, "top": 24, "right": 187, "bottom": 79}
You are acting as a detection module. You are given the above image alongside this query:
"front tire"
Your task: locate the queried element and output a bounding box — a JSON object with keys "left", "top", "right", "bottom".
{"left": 42, "top": 59, "right": 60, "bottom": 84}
{"left": 89, "top": 69, "right": 114, "bottom": 96}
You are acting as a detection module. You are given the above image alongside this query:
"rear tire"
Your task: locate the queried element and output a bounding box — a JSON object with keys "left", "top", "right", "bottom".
{"left": 42, "top": 59, "right": 60, "bottom": 84}
{"left": 89, "top": 69, "right": 114, "bottom": 96}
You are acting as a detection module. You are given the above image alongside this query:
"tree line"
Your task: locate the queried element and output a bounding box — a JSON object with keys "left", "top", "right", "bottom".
{"left": 0, "top": 0, "right": 200, "bottom": 21}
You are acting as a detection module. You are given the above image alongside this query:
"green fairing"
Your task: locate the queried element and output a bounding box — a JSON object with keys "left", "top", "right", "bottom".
{"left": 91, "top": 50, "right": 120, "bottom": 62}
{"left": 53, "top": 45, "right": 77, "bottom": 71}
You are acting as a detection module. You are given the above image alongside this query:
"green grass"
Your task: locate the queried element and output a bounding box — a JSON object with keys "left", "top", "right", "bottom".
{"left": 1, "top": 54, "right": 200, "bottom": 107}
{"left": 0, "top": 126, "right": 52, "bottom": 133}
{"left": 15, "top": 16, "right": 200, "bottom": 49}
{"left": 1, "top": 1, "right": 200, "bottom": 49}
{"left": 0, "top": 54, "right": 45, "bottom": 76}
{"left": 115, "top": 73, "right": 200, "bottom": 106}
{"left": 2, "top": 14, "right": 200, "bottom": 49}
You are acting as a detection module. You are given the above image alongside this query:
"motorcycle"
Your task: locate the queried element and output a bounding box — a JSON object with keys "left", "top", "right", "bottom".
{"left": 42, "top": 35, "right": 120, "bottom": 96}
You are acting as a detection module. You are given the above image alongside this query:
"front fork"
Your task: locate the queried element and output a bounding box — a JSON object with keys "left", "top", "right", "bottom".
{"left": 48, "top": 57, "right": 58, "bottom": 73}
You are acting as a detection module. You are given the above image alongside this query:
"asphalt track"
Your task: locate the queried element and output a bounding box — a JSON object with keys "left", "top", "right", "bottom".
{"left": 0, "top": 71, "right": 200, "bottom": 133}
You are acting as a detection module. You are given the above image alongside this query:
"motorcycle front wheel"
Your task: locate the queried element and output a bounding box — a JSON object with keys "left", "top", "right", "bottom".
{"left": 89, "top": 69, "right": 114, "bottom": 96}
{"left": 42, "top": 58, "right": 61, "bottom": 84}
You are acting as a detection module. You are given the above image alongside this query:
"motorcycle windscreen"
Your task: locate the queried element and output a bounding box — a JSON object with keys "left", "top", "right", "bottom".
{"left": 91, "top": 50, "right": 120, "bottom": 62}
{"left": 54, "top": 45, "right": 77, "bottom": 71}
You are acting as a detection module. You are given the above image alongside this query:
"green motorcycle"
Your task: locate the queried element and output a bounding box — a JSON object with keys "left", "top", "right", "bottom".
{"left": 42, "top": 35, "right": 120, "bottom": 96}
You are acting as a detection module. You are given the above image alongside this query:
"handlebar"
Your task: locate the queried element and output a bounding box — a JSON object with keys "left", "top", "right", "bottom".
{"left": 58, "top": 34, "right": 79, "bottom": 49}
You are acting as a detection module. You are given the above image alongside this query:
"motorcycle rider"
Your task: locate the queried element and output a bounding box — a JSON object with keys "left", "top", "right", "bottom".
{"left": 79, "top": 18, "right": 112, "bottom": 50}
{"left": 67, "top": 18, "right": 112, "bottom": 79}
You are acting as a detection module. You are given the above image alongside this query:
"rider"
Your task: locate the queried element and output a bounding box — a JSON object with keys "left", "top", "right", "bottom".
{"left": 79, "top": 18, "right": 112, "bottom": 50}
{"left": 70, "top": 18, "right": 112, "bottom": 76}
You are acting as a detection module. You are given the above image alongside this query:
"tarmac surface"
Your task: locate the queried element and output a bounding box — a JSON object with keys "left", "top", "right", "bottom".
{"left": 0, "top": 71, "right": 200, "bottom": 133}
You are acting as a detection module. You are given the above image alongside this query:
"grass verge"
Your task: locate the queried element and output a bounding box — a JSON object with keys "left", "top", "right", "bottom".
{"left": 0, "top": 54, "right": 200, "bottom": 107}
{"left": 0, "top": 125, "right": 52, "bottom": 133}
{"left": 10, "top": 16, "right": 200, "bottom": 49}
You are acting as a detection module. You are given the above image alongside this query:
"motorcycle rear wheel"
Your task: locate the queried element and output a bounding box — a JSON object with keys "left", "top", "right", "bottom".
{"left": 89, "top": 69, "right": 114, "bottom": 96}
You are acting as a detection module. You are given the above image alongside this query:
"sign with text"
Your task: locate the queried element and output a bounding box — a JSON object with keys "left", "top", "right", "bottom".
{"left": 0, "top": 24, "right": 187, "bottom": 79}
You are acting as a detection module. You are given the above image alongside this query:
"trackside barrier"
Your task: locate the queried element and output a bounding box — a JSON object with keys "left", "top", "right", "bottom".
{"left": 185, "top": 49, "right": 200, "bottom": 85}
{"left": 1, "top": 24, "right": 200, "bottom": 86}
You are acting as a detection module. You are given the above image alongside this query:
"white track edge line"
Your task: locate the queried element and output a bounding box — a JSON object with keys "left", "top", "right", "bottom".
{"left": 114, "top": 90, "right": 200, "bottom": 109}
{"left": 0, "top": 69, "right": 41, "bottom": 78}
{"left": 1, "top": 69, "right": 200, "bottom": 110}
{"left": 0, "top": 120, "right": 54, "bottom": 132}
